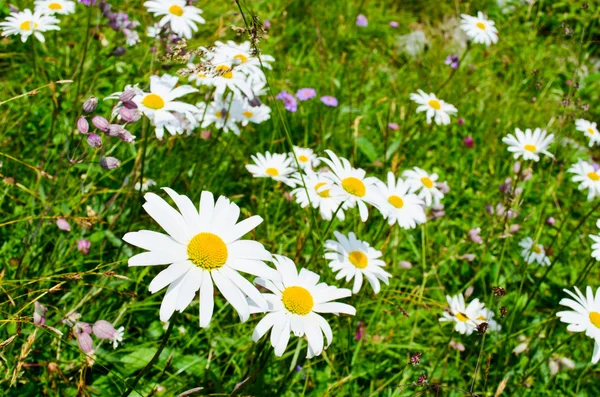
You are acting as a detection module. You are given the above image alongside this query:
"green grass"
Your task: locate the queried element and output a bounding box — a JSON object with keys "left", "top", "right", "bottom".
{"left": 1, "top": 0, "right": 600, "bottom": 396}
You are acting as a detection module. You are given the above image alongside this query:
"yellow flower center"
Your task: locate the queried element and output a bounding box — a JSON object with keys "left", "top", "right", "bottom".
{"left": 215, "top": 111, "right": 222, "bottom": 119}
{"left": 187, "top": 232, "right": 228, "bottom": 270}
{"left": 169, "top": 5, "right": 184, "bottom": 16}
{"left": 341, "top": 177, "right": 366, "bottom": 197}
{"left": 281, "top": 286, "right": 314, "bottom": 315}
{"left": 142, "top": 94, "right": 165, "bottom": 110}
{"left": 315, "top": 182, "right": 330, "bottom": 198}
{"left": 388, "top": 195, "right": 404, "bottom": 208}
{"left": 588, "top": 128, "right": 595, "bottom": 135}
{"left": 49, "top": 2, "right": 63, "bottom": 10}
{"left": 421, "top": 177, "right": 434, "bottom": 188}
{"left": 298, "top": 155, "right": 309, "bottom": 162}
{"left": 428, "top": 99, "right": 441, "bottom": 110}
{"left": 20, "top": 20, "right": 38, "bottom": 30}
{"left": 348, "top": 251, "right": 368, "bottom": 269}
{"left": 590, "top": 312, "right": 600, "bottom": 328}
{"left": 532, "top": 245, "right": 542, "bottom": 254}
{"left": 476, "top": 22, "right": 486, "bottom": 30}
{"left": 477, "top": 315, "right": 485, "bottom": 321}
{"left": 524, "top": 144, "right": 537, "bottom": 152}
{"left": 266, "top": 167, "right": 279, "bottom": 176}
{"left": 197, "top": 72, "right": 206, "bottom": 79}
{"left": 588, "top": 172, "right": 600, "bottom": 181}
{"left": 456, "top": 312, "right": 469, "bottom": 322}
{"left": 243, "top": 111, "right": 253, "bottom": 118}
{"left": 215, "top": 65, "right": 233, "bottom": 79}
{"left": 234, "top": 54, "right": 248, "bottom": 63}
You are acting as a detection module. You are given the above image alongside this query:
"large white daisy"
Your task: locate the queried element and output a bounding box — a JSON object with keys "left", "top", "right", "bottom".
{"left": 123, "top": 188, "right": 280, "bottom": 327}
{"left": 290, "top": 146, "right": 320, "bottom": 170}
{"left": 144, "top": 0, "right": 205, "bottom": 40}
{"left": 409, "top": 89, "right": 457, "bottom": 125}
{"left": 519, "top": 237, "right": 550, "bottom": 266}
{"left": 557, "top": 286, "right": 600, "bottom": 363}
{"left": 568, "top": 159, "right": 600, "bottom": 201}
{"left": 460, "top": 12, "right": 499, "bottom": 46}
{"left": 34, "top": 0, "right": 76, "bottom": 15}
{"left": 575, "top": 119, "right": 600, "bottom": 147}
{"left": 374, "top": 172, "right": 426, "bottom": 229}
{"left": 324, "top": 231, "right": 391, "bottom": 294}
{"left": 0, "top": 8, "right": 59, "bottom": 43}
{"left": 502, "top": 128, "right": 554, "bottom": 162}
{"left": 250, "top": 255, "right": 356, "bottom": 358}
{"left": 402, "top": 167, "right": 444, "bottom": 207}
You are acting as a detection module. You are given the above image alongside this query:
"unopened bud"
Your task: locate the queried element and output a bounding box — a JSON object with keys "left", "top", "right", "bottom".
{"left": 34, "top": 302, "right": 47, "bottom": 326}
{"left": 92, "top": 116, "right": 110, "bottom": 132}
{"left": 119, "top": 107, "right": 140, "bottom": 123}
{"left": 398, "top": 260, "right": 412, "bottom": 269}
{"left": 87, "top": 133, "right": 102, "bottom": 149}
{"left": 118, "top": 129, "right": 136, "bottom": 143}
{"left": 546, "top": 217, "right": 555, "bottom": 226}
{"left": 200, "top": 130, "right": 211, "bottom": 140}
{"left": 82, "top": 96, "right": 98, "bottom": 113}
{"left": 509, "top": 224, "right": 520, "bottom": 234}
{"left": 119, "top": 89, "right": 136, "bottom": 102}
{"left": 113, "top": 47, "right": 126, "bottom": 56}
{"left": 107, "top": 124, "right": 124, "bottom": 137}
{"left": 123, "top": 100, "right": 138, "bottom": 109}
{"left": 77, "top": 117, "right": 89, "bottom": 134}
{"left": 100, "top": 157, "right": 120, "bottom": 170}
{"left": 93, "top": 320, "right": 117, "bottom": 340}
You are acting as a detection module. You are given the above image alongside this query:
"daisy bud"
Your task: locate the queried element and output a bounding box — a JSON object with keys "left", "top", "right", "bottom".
{"left": 56, "top": 218, "right": 71, "bottom": 232}
{"left": 463, "top": 136, "right": 474, "bottom": 148}
{"left": 398, "top": 260, "right": 412, "bottom": 269}
{"left": 464, "top": 285, "right": 474, "bottom": 298}
{"left": 449, "top": 340, "right": 465, "bottom": 351}
{"left": 76, "top": 330, "right": 94, "bottom": 354}
{"left": 92, "top": 116, "right": 110, "bottom": 132}
{"left": 82, "top": 96, "right": 98, "bottom": 113}
{"left": 546, "top": 217, "right": 555, "bottom": 226}
{"left": 107, "top": 124, "right": 124, "bottom": 137}
{"left": 34, "top": 301, "right": 47, "bottom": 326}
{"left": 509, "top": 224, "right": 520, "bottom": 234}
{"left": 92, "top": 320, "right": 117, "bottom": 340}
{"left": 77, "top": 239, "right": 91, "bottom": 255}
{"left": 123, "top": 100, "right": 138, "bottom": 109}
{"left": 100, "top": 157, "right": 121, "bottom": 170}
{"left": 77, "top": 117, "right": 89, "bottom": 134}
{"left": 87, "top": 133, "right": 102, "bottom": 149}
{"left": 119, "top": 89, "right": 136, "bottom": 103}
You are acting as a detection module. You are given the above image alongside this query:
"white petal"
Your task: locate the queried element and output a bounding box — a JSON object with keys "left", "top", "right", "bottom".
{"left": 199, "top": 271, "right": 214, "bottom": 328}
{"left": 149, "top": 261, "right": 193, "bottom": 293}
{"left": 212, "top": 270, "right": 250, "bottom": 322}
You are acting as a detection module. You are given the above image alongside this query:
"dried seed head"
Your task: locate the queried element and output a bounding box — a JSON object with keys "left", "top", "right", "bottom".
{"left": 410, "top": 352, "right": 422, "bottom": 366}
{"left": 492, "top": 286, "right": 506, "bottom": 297}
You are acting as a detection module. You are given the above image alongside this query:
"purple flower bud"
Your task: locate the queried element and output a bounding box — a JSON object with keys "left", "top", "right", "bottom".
{"left": 123, "top": 100, "right": 138, "bottom": 109}
{"left": 469, "top": 228, "right": 483, "bottom": 244}
{"left": 463, "top": 136, "right": 474, "bottom": 148}
{"left": 119, "top": 107, "right": 140, "bottom": 123}
{"left": 200, "top": 130, "right": 211, "bottom": 140}
{"left": 389, "top": 21, "right": 399, "bottom": 28}
{"left": 77, "top": 239, "right": 91, "bottom": 255}
{"left": 77, "top": 117, "right": 89, "bottom": 134}
{"left": 521, "top": 168, "right": 533, "bottom": 181}
{"left": 398, "top": 261, "right": 412, "bottom": 269}
{"left": 87, "top": 133, "right": 102, "bottom": 149}
{"left": 513, "top": 161, "right": 521, "bottom": 174}
{"left": 34, "top": 302, "right": 47, "bottom": 326}
{"left": 118, "top": 129, "right": 136, "bottom": 143}
{"left": 457, "top": 118, "right": 465, "bottom": 125}
{"left": 100, "top": 157, "right": 121, "bottom": 170}
{"left": 56, "top": 218, "right": 71, "bottom": 231}
{"left": 509, "top": 224, "right": 520, "bottom": 234}
{"left": 355, "top": 321, "right": 366, "bottom": 341}
{"left": 263, "top": 20, "right": 271, "bottom": 29}
{"left": 113, "top": 47, "right": 126, "bottom": 56}
{"left": 465, "top": 285, "right": 474, "bottom": 297}
{"left": 79, "top": 322, "right": 92, "bottom": 335}
{"left": 119, "top": 89, "right": 136, "bottom": 103}
{"left": 82, "top": 96, "right": 98, "bottom": 113}
{"left": 107, "top": 124, "right": 124, "bottom": 137}
{"left": 92, "top": 116, "right": 110, "bottom": 132}
{"left": 486, "top": 204, "right": 494, "bottom": 215}
{"left": 356, "top": 14, "right": 368, "bottom": 27}
{"left": 93, "top": 320, "right": 118, "bottom": 340}
{"left": 436, "top": 181, "right": 450, "bottom": 194}
{"left": 388, "top": 123, "right": 399, "bottom": 131}
{"left": 76, "top": 330, "right": 94, "bottom": 354}
{"left": 546, "top": 217, "right": 555, "bottom": 226}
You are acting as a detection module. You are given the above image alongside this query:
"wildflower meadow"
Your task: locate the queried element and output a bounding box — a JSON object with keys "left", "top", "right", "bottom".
{"left": 2, "top": 0, "right": 600, "bottom": 396}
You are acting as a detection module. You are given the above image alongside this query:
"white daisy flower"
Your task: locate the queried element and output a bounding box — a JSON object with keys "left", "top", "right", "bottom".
{"left": 502, "top": 128, "right": 554, "bottom": 162}
{"left": 519, "top": 237, "right": 550, "bottom": 266}
{"left": 402, "top": 167, "right": 444, "bottom": 207}
{"left": 197, "top": 94, "right": 242, "bottom": 135}
{"left": 557, "top": 286, "right": 600, "bottom": 363}
{"left": 34, "top": 0, "right": 76, "bottom": 15}
{"left": 210, "top": 40, "right": 275, "bottom": 77}
{"left": 409, "top": 89, "right": 457, "bottom": 125}
{"left": 209, "top": 63, "right": 255, "bottom": 99}
{"left": 133, "top": 74, "right": 198, "bottom": 140}
{"left": 123, "top": 188, "right": 279, "bottom": 327}
{"left": 439, "top": 294, "right": 484, "bottom": 335}
{"left": 239, "top": 100, "right": 271, "bottom": 127}
{"left": 246, "top": 152, "right": 297, "bottom": 187}
{"left": 290, "top": 146, "right": 320, "bottom": 170}
{"left": 143, "top": 0, "right": 205, "bottom": 40}
{"left": 374, "top": 172, "right": 426, "bottom": 229}
{"left": 250, "top": 255, "right": 356, "bottom": 358}
{"left": 568, "top": 159, "right": 600, "bottom": 201}
{"left": 135, "top": 178, "right": 157, "bottom": 192}
{"left": 0, "top": 8, "right": 60, "bottom": 43}
{"left": 575, "top": 119, "right": 600, "bottom": 147}
{"left": 319, "top": 150, "right": 380, "bottom": 222}
{"left": 460, "top": 12, "right": 499, "bottom": 46}
{"left": 290, "top": 170, "right": 348, "bottom": 221}
{"left": 324, "top": 231, "right": 391, "bottom": 294}
{"left": 589, "top": 220, "right": 600, "bottom": 261}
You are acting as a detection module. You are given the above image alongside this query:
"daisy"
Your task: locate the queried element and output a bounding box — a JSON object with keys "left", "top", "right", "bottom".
{"left": 519, "top": 237, "right": 550, "bottom": 266}
{"left": 502, "top": 128, "right": 554, "bottom": 162}
{"left": 250, "top": 255, "right": 356, "bottom": 358}
{"left": 568, "top": 159, "right": 600, "bottom": 201}
{"left": 197, "top": 94, "right": 243, "bottom": 135}
{"left": 290, "top": 146, "right": 320, "bottom": 170}
{"left": 374, "top": 172, "right": 426, "bottom": 229}
{"left": 246, "top": 152, "right": 297, "bottom": 187}
{"left": 290, "top": 170, "right": 348, "bottom": 221}
{"left": 210, "top": 40, "right": 275, "bottom": 77}
{"left": 239, "top": 100, "right": 271, "bottom": 127}
{"left": 123, "top": 188, "right": 279, "bottom": 327}
{"left": 402, "top": 167, "right": 444, "bottom": 207}
{"left": 319, "top": 150, "right": 380, "bottom": 222}
{"left": 557, "top": 286, "right": 600, "bottom": 363}
{"left": 409, "top": 90, "right": 457, "bottom": 125}
{"left": 143, "top": 0, "right": 205, "bottom": 40}
{"left": 575, "top": 119, "right": 600, "bottom": 147}
{"left": 460, "top": 12, "right": 499, "bottom": 46}
{"left": 135, "top": 178, "right": 157, "bottom": 192}
{"left": 324, "top": 231, "right": 391, "bottom": 294}
{"left": 589, "top": 220, "right": 600, "bottom": 261}
{"left": 133, "top": 74, "right": 198, "bottom": 139}
{"left": 0, "top": 8, "right": 60, "bottom": 43}
{"left": 439, "top": 294, "right": 484, "bottom": 335}
{"left": 34, "top": 0, "right": 76, "bottom": 15}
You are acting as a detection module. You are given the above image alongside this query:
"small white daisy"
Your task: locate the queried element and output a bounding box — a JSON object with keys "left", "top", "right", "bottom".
{"left": 439, "top": 294, "right": 484, "bottom": 335}
{"left": 374, "top": 172, "right": 426, "bottom": 229}
{"left": 290, "top": 146, "right": 320, "bottom": 170}
{"left": 324, "top": 231, "right": 391, "bottom": 294}
{"left": 197, "top": 94, "right": 242, "bottom": 135}
{"left": 135, "top": 178, "right": 157, "bottom": 192}
{"left": 568, "top": 159, "right": 600, "bottom": 201}
{"left": 34, "top": 0, "right": 76, "bottom": 15}
{"left": 0, "top": 8, "right": 60, "bottom": 43}
{"left": 239, "top": 100, "right": 271, "bottom": 127}
{"left": 575, "top": 119, "right": 600, "bottom": 147}
{"left": 123, "top": 188, "right": 279, "bottom": 327}
{"left": 589, "top": 220, "right": 600, "bottom": 261}
{"left": 409, "top": 89, "right": 457, "bottom": 125}
{"left": 143, "top": 0, "right": 205, "bottom": 40}
{"left": 557, "top": 286, "right": 600, "bottom": 363}
{"left": 460, "top": 12, "right": 499, "bottom": 46}
{"left": 502, "top": 128, "right": 554, "bottom": 162}
{"left": 290, "top": 170, "right": 348, "bottom": 221}
{"left": 246, "top": 152, "right": 297, "bottom": 187}
{"left": 402, "top": 167, "right": 444, "bottom": 207}
{"left": 519, "top": 237, "right": 550, "bottom": 266}
{"left": 210, "top": 40, "right": 275, "bottom": 77}
{"left": 250, "top": 255, "right": 356, "bottom": 358}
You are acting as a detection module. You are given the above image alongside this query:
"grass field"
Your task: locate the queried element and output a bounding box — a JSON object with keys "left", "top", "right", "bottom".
{"left": 2, "top": 0, "right": 600, "bottom": 396}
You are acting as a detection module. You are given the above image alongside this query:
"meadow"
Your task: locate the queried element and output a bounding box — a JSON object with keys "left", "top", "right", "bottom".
{"left": 1, "top": 0, "right": 600, "bottom": 396}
